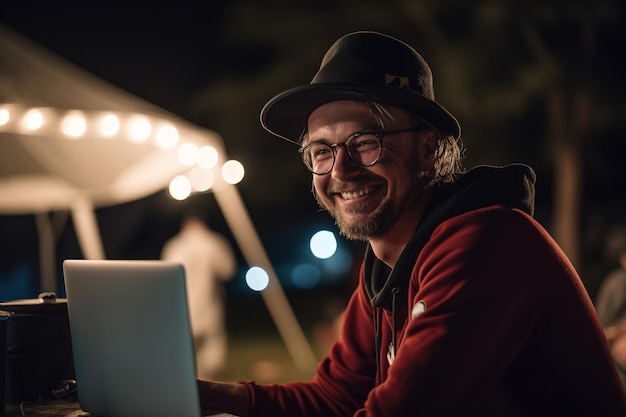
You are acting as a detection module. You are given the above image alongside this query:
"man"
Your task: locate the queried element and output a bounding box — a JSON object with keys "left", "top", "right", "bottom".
{"left": 198, "top": 31, "right": 626, "bottom": 416}
{"left": 161, "top": 211, "right": 236, "bottom": 380}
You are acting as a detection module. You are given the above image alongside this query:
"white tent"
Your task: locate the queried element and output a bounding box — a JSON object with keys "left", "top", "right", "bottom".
{"left": 0, "top": 24, "right": 228, "bottom": 262}
{"left": 0, "top": 24, "right": 316, "bottom": 374}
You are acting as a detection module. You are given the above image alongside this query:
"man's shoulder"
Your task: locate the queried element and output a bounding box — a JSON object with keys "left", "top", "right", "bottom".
{"left": 440, "top": 205, "right": 536, "bottom": 231}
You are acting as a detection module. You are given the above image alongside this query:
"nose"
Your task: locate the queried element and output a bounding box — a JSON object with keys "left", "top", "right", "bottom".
{"left": 330, "top": 146, "right": 360, "bottom": 179}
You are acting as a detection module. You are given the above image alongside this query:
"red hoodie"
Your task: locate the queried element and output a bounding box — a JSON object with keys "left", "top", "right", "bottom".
{"left": 243, "top": 165, "right": 626, "bottom": 416}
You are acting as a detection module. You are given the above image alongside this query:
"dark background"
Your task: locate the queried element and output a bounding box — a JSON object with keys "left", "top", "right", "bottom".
{"left": 2, "top": 1, "right": 625, "bottom": 309}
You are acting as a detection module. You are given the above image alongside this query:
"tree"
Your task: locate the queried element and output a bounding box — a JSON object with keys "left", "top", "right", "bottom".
{"left": 400, "top": 0, "right": 624, "bottom": 272}
{"left": 192, "top": 0, "right": 625, "bottom": 277}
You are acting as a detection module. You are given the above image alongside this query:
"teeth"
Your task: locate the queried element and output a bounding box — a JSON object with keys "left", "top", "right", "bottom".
{"left": 341, "top": 186, "right": 374, "bottom": 200}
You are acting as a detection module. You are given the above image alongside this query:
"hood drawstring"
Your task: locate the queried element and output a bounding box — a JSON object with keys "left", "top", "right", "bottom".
{"left": 373, "top": 306, "right": 382, "bottom": 386}
{"left": 388, "top": 287, "right": 401, "bottom": 367}
{"left": 373, "top": 287, "right": 402, "bottom": 387}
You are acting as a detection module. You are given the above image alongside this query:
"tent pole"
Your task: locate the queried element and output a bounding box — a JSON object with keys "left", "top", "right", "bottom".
{"left": 34, "top": 212, "right": 56, "bottom": 293}
{"left": 70, "top": 197, "right": 105, "bottom": 260}
{"left": 212, "top": 183, "right": 318, "bottom": 376}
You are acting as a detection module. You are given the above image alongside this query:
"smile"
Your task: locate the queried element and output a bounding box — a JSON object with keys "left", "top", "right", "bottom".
{"left": 340, "top": 186, "right": 376, "bottom": 201}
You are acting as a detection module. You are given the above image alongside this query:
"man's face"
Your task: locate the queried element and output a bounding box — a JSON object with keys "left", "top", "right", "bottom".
{"left": 307, "top": 100, "right": 431, "bottom": 241}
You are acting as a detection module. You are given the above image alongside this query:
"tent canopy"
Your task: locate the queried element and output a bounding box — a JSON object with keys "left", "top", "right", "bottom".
{"left": 0, "top": 24, "right": 318, "bottom": 374}
{"left": 0, "top": 24, "right": 225, "bottom": 215}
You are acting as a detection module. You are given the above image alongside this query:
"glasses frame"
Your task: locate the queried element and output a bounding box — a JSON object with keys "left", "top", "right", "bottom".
{"left": 298, "top": 127, "right": 425, "bottom": 175}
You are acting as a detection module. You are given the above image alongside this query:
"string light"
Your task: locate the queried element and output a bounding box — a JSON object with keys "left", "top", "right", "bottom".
{"left": 61, "top": 111, "right": 87, "bottom": 138}
{"left": 155, "top": 124, "right": 179, "bottom": 148}
{"left": 22, "top": 108, "right": 44, "bottom": 131}
{"left": 127, "top": 115, "right": 151, "bottom": 143}
{"left": 221, "top": 160, "right": 245, "bottom": 184}
{"left": 177, "top": 142, "right": 198, "bottom": 166}
{"left": 0, "top": 108, "right": 10, "bottom": 126}
{"left": 197, "top": 145, "right": 219, "bottom": 169}
{"left": 0, "top": 103, "right": 243, "bottom": 200}
{"left": 99, "top": 114, "right": 120, "bottom": 137}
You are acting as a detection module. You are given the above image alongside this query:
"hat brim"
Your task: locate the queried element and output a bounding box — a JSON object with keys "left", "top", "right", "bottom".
{"left": 260, "top": 84, "right": 461, "bottom": 145}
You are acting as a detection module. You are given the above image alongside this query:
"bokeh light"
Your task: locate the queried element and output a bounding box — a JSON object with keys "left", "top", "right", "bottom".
{"left": 291, "top": 263, "right": 322, "bottom": 289}
{"left": 168, "top": 175, "right": 192, "bottom": 200}
{"left": 61, "top": 111, "right": 87, "bottom": 138}
{"left": 0, "top": 108, "right": 11, "bottom": 126}
{"left": 310, "top": 230, "right": 338, "bottom": 259}
{"left": 245, "top": 266, "right": 269, "bottom": 291}
{"left": 99, "top": 114, "right": 120, "bottom": 137}
{"left": 127, "top": 116, "right": 151, "bottom": 143}
{"left": 197, "top": 146, "right": 219, "bottom": 169}
{"left": 178, "top": 143, "right": 198, "bottom": 166}
{"left": 155, "top": 124, "right": 179, "bottom": 148}
{"left": 221, "top": 160, "right": 245, "bottom": 184}
{"left": 22, "top": 108, "right": 43, "bottom": 131}
{"left": 188, "top": 166, "right": 214, "bottom": 192}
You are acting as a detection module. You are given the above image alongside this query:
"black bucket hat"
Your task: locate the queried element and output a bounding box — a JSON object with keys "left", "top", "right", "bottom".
{"left": 260, "top": 31, "right": 461, "bottom": 145}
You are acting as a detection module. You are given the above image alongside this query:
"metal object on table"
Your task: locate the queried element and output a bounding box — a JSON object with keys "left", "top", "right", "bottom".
{"left": 0, "top": 294, "right": 74, "bottom": 402}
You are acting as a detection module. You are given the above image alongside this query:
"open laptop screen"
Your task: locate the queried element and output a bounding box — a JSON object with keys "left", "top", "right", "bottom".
{"left": 63, "top": 259, "right": 201, "bottom": 417}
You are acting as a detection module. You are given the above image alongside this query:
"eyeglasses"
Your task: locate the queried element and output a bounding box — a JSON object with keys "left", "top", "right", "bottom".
{"left": 298, "top": 127, "right": 425, "bottom": 175}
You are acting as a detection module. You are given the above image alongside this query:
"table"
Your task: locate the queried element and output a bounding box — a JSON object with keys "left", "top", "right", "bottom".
{"left": 4, "top": 401, "right": 85, "bottom": 417}
{"left": 4, "top": 401, "right": 236, "bottom": 417}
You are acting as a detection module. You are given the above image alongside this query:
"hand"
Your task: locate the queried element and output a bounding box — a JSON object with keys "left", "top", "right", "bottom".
{"left": 197, "top": 379, "right": 251, "bottom": 417}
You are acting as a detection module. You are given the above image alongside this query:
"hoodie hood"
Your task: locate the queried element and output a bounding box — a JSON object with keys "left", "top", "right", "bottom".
{"left": 365, "top": 163, "right": 536, "bottom": 310}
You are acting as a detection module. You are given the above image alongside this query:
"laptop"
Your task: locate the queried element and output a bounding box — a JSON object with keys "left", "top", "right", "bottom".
{"left": 63, "top": 259, "right": 233, "bottom": 417}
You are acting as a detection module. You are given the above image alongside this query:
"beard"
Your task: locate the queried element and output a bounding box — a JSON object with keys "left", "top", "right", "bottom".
{"left": 313, "top": 152, "right": 429, "bottom": 241}
{"left": 339, "top": 198, "right": 395, "bottom": 241}
{"left": 314, "top": 186, "right": 398, "bottom": 241}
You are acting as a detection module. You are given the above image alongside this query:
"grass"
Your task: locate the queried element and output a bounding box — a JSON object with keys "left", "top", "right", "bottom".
{"left": 218, "top": 288, "right": 347, "bottom": 383}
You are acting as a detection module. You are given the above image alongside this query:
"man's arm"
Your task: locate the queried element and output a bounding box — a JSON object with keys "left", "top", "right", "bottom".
{"left": 198, "top": 380, "right": 251, "bottom": 417}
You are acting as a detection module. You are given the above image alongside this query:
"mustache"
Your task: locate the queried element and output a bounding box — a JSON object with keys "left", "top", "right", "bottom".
{"left": 325, "top": 177, "right": 379, "bottom": 195}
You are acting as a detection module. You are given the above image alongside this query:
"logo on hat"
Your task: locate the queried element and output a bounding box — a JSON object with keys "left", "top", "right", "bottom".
{"left": 384, "top": 74, "right": 409, "bottom": 89}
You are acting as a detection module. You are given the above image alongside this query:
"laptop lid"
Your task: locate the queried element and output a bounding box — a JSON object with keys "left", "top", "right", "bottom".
{"left": 63, "top": 259, "right": 201, "bottom": 417}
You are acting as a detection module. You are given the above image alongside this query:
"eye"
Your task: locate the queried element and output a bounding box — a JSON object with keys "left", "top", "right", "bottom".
{"left": 351, "top": 134, "right": 379, "bottom": 153}
{"left": 307, "top": 143, "right": 332, "bottom": 160}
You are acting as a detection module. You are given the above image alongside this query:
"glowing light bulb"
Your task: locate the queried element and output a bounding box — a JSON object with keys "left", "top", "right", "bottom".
{"left": 156, "top": 124, "right": 179, "bottom": 148}
{"left": 100, "top": 114, "right": 120, "bottom": 137}
{"left": 168, "top": 175, "right": 192, "bottom": 200}
{"left": 23, "top": 109, "right": 44, "bottom": 131}
{"left": 188, "top": 167, "right": 214, "bottom": 192}
{"left": 61, "top": 111, "right": 87, "bottom": 138}
{"left": 178, "top": 143, "right": 198, "bottom": 166}
{"left": 128, "top": 116, "right": 151, "bottom": 143}
{"left": 197, "top": 146, "right": 219, "bottom": 169}
{"left": 0, "top": 108, "right": 10, "bottom": 126}
{"left": 221, "top": 160, "right": 245, "bottom": 184}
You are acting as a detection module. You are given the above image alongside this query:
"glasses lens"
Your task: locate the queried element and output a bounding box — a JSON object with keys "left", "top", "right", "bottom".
{"left": 346, "top": 133, "right": 382, "bottom": 166}
{"left": 302, "top": 142, "right": 333, "bottom": 174}
{"left": 301, "top": 133, "right": 384, "bottom": 174}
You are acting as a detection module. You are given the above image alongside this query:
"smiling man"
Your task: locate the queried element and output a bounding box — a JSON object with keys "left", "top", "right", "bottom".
{"left": 197, "top": 31, "right": 626, "bottom": 417}
{"left": 305, "top": 101, "right": 436, "bottom": 265}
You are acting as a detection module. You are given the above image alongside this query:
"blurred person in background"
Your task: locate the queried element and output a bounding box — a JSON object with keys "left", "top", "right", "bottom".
{"left": 195, "top": 31, "right": 626, "bottom": 416}
{"left": 162, "top": 209, "right": 236, "bottom": 380}
{"left": 596, "top": 225, "right": 626, "bottom": 387}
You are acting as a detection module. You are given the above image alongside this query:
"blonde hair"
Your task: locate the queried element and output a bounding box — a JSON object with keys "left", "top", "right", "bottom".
{"left": 368, "top": 102, "right": 464, "bottom": 186}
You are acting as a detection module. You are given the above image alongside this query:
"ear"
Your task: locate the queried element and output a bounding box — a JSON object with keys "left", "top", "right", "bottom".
{"left": 417, "top": 130, "right": 437, "bottom": 172}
